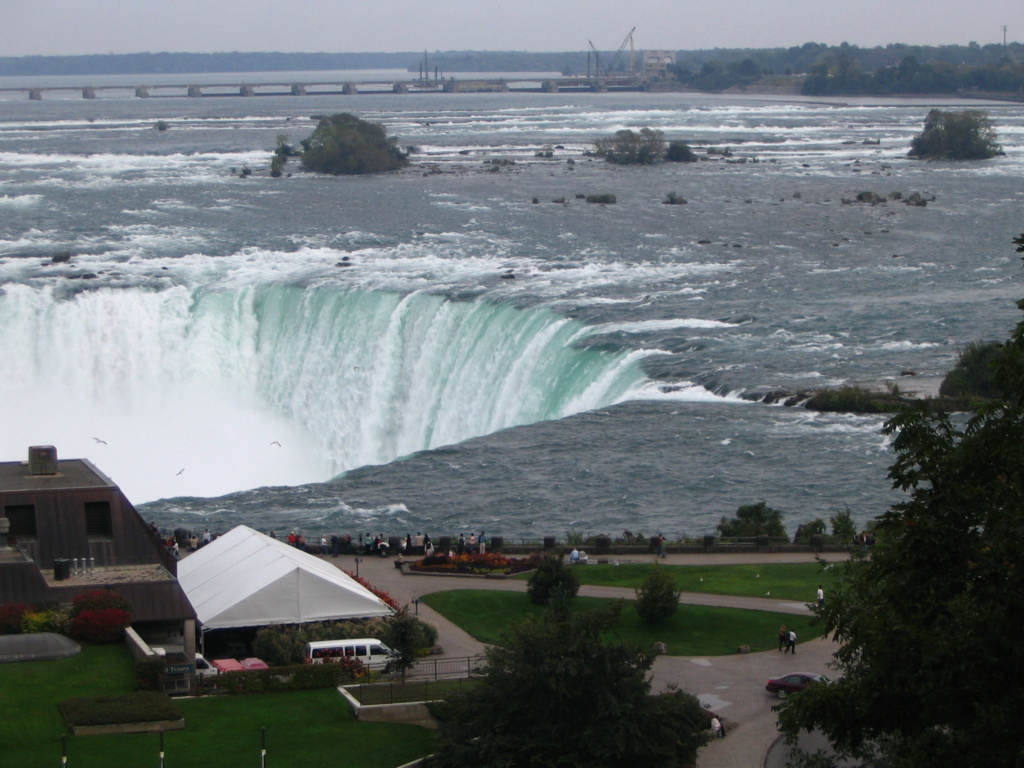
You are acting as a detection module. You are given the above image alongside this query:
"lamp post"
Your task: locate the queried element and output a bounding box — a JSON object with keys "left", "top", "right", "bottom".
{"left": 354, "top": 557, "right": 363, "bottom": 578}
{"left": 412, "top": 596, "right": 420, "bottom": 615}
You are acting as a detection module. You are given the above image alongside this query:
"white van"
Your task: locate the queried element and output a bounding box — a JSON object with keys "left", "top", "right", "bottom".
{"left": 305, "top": 638, "right": 393, "bottom": 671}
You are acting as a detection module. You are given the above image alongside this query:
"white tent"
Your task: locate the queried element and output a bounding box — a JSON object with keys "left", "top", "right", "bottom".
{"left": 177, "top": 525, "right": 393, "bottom": 630}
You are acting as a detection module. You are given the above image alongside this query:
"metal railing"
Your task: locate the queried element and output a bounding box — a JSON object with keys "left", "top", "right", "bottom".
{"left": 401, "top": 654, "right": 487, "bottom": 681}
{"left": 347, "top": 676, "right": 478, "bottom": 706}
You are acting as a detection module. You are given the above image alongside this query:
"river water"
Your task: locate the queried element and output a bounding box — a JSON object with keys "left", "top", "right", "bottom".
{"left": 2, "top": 73, "right": 1022, "bottom": 541}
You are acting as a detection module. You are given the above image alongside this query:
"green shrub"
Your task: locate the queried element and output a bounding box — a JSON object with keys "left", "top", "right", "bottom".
{"left": 60, "top": 692, "right": 181, "bottom": 727}
{"left": 666, "top": 141, "right": 698, "bottom": 162}
{"left": 830, "top": 508, "right": 857, "bottom": 543}
{"left": 21, "top": 609, "right": 70, "bottom": 635}
{"left": 794, "top": 518, "right": 827, "bottom": 543}
{"left": 663, "top": 191, "right": 688, "bottom": 205}
{"left": 585, "top": 193, "right": 617, "bottom": 204}
{"left": 635, "top": 567, "right": 681, "bottom": 625}
{"left": 804, "top": 385, "right": 904, "bottom": 413}
{"left": 717, "top": 501, "right": 787, "bottom": 539}
{"left": 527, "top": 553, "right": 579, "bottom": 605}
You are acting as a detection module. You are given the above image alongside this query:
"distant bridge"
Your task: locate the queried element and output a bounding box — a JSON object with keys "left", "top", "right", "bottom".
{"left": 2, "top": 77, "right": 654, "bottom": 101}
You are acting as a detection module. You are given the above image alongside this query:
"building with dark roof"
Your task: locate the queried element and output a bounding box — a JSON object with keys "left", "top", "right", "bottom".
{"left": 0, "top": 446, "right": 195, "bottom": 655}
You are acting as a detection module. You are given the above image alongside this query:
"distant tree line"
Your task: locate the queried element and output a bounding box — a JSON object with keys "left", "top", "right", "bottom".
{"left": 3, "top": 43, "right": 1022, "bottom": 97}
{"left": 801, "top": 53, "right": 1024, "bottom": 95}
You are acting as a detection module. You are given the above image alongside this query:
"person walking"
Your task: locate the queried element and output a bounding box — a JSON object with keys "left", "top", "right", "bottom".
{"left": 817, "top": 585, "right": 825, "bottom": 608}
{"left": 785, "top": 629, "right": 797, "bottom": 654}
{"left": 778, "top": 625, "right": 788, "bottom": 651}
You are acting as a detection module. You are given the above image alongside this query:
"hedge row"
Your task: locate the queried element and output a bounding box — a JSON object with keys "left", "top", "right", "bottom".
{"left": 60, "top": 692, "right": 181, "bottom": 726}
{"left": 202, "top": 662, "right": 363, "bottom": 695}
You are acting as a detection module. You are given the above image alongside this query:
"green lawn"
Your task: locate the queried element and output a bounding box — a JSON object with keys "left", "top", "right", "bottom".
{"left": 421, "top": 590, "right": 820, "bottom": 656}
{"left": 2, "top": 645, "right": 436, "bottom": 768}
{"left": 515, "top": 561, "right": 839, "bottom": 602}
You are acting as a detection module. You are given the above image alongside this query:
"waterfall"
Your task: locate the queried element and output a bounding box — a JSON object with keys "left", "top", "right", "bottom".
{"left": 0, "top": 282, "right": 649, "bottom": 502}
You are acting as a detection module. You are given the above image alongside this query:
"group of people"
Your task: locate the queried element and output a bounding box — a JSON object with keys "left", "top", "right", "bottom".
{"left": 568, "top": 547, "right": 589, "bottom": 565}
{"left": 455, "top": 532, "right": 487, "bottom": 555}
{"left": 150, "top": 523, "right": 212, "bottom": 559}
{"left": 777, "top": 624, "right": 797, "bottom": 654}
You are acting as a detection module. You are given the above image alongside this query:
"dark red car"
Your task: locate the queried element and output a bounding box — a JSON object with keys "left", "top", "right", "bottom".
{"left": 765, "top": 672, "right": 827, "bottom": 699}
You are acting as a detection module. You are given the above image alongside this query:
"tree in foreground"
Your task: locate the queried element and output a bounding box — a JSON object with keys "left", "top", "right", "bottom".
{"left": 907, "top": 109, "right": 1002, "bottom": 160}
{"left": 635, "top": 565, "right": 681, "bottom": 626}
{"left": 300, "top": 113, "right": 408, "bottom": 175}
{"left": 716, "top": 501, "right": 787, "bottom": 539}
{"left": 380, "top": 607, "right": 435, "bottom": 681}
{"left": 778, "top": 234, "right": 1024, "bottom": 768}
{"left": 428, "top": 601, "right": 709, "bottom": 768}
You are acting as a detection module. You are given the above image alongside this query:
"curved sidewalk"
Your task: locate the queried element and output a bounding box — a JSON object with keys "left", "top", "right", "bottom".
{"left": 334, "top": 550, "right": 843, "bottom": 768}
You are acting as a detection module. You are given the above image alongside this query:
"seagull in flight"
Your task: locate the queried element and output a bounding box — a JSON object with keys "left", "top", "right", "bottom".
{"left": 176, "top": 468, "right": 185, "bottom": 476}
{"left": 270, "top": 441, "right": 282, "bottom": 447}
{"left": 92, "top": 437, "right": 107, "bottom": 445}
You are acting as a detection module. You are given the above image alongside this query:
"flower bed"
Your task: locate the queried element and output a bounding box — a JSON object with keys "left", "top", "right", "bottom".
{"left": 409, "top": 552, "right": 539, "bottom": 576}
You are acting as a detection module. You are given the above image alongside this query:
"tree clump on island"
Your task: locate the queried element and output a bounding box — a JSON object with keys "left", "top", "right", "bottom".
{"left": 778, "top": 233, "right": 1024, "bottom": 768}
{"left": 299, "top": 113, "right": 408, "bottom": 175}
{"left": 427, "top": 601, "right": 709, "bottom": 768}
{"left": 593, "top": 127, "right": 666, "bottom": 164}
{"left": 908, "top": 109, "right": 1002, "bottom": 160}
{"left": 938, "top": 339, "right": 1008, "bottom": 399}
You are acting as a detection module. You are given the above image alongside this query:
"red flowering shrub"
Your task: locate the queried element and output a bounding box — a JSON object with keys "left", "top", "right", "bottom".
{"left": 70, "top": 607, "right": 132, "bottom": 643}
{"left": 411, "top": 552, "right": 539, "bottom": 575}
{"left": 342, "top": 572, "right": 401, "bottom": 611}
{"left": 70, "top": 590, "right": 133, "bottom": 618}
{"left": 0, "top": 603, "right": 34, "bottom": 635}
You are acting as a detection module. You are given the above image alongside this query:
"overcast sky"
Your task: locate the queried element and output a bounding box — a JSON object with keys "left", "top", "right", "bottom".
{"left": 1, "top": 0, "right": 1021, "bottom": 57}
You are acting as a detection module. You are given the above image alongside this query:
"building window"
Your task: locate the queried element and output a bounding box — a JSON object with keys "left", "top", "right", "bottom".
{"left": 4, "top": 505, "right": 37, "bottom": 537}
{"left": 84, "top": 501, "right": 112, "bottom": 538}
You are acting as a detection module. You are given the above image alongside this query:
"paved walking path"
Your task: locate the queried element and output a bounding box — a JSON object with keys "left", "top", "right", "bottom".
{"left": 331, "top": 550, "right": 846, "bottom": 768}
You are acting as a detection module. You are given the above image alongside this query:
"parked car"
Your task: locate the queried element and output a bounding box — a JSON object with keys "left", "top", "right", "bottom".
{"left": 765, "top": 672, "right": 827, "bottom": 699}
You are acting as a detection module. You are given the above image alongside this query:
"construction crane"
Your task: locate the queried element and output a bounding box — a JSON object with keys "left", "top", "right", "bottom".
{"left": 588, "top": 28, "right": 636, "bottom": 78}
{"left": 606, "top": 27, "right": 637, "bottom": 78}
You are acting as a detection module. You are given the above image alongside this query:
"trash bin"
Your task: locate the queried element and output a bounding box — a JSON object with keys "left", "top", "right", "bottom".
{"left": 756, "top": 535, "right": 769, "bottom": 547}
{"left": 543, "top": 536, "right": 556, "bottom": 549}
{"left": 53, "top": 558, "right": 70, "bottom": 580}
{"left": 489, "top": 536, "right": 503, "bottom": 553}
{"left": 702, "top": 535, "right": 716, "bottom": 552}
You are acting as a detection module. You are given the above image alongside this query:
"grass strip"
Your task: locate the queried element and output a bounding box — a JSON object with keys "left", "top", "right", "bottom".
{"left": 515, "top": 561, "right": 839, "bottom": 602}
{"left": 421, "top": 590, "right": 820, "bottom": 656}
{"left": 2, "top": 646, "right": 436, "bottom": 768}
